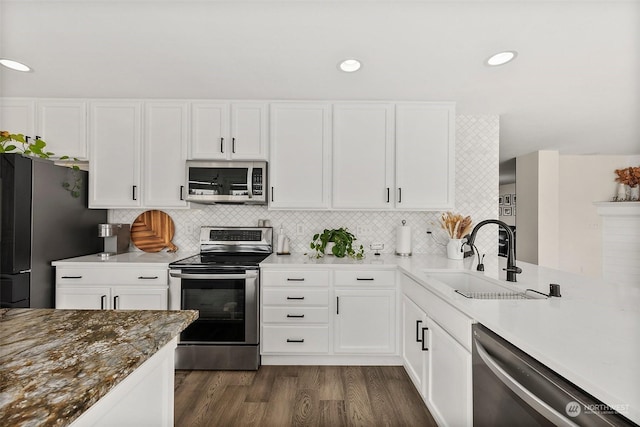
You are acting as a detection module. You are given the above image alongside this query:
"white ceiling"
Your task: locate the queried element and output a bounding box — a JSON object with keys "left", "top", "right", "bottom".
{"left": 1, "top": 0, "right": 639, "bottom": 182}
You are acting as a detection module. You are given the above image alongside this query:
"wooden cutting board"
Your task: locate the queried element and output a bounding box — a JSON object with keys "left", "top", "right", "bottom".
{"left": 131, "top": 210, "right": 178, "bottom": 253}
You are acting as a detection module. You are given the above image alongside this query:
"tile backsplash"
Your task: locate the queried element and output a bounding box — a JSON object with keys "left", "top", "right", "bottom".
{"left": 109, "top": 115, "right": 499, "bottom": 257}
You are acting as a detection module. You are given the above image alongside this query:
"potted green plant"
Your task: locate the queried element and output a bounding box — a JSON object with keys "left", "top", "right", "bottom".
{"left": 309, "top": 227, "right": 365, "bottom": 259}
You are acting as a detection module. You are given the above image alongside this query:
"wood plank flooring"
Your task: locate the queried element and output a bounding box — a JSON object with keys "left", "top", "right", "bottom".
{"left": 174, "top": 366, "right": 438, "bottom": 427}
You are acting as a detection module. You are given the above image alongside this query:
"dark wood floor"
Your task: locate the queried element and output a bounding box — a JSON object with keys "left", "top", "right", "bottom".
{"left": 174, "top": 365, "right": 437, "bottom": 426}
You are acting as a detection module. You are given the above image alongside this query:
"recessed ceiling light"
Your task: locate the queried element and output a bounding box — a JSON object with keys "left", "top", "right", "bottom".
{"left": 338, "top": 59, "right": 362, "bottom": 73}
{"left": 0, "top": 58, "right": 32, "bottom": 72}
{"left": 486, "top": 51, "right": 517, "bottom": 67}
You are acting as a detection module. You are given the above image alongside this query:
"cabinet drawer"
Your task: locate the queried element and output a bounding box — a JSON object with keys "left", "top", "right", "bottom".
{"left": 56, "top": 267, "right": 168, "bottom": 286}
{"left": 262, "top": 270, "right": 329, "bottom": 287}
{"left": 262, "top": 325, "right": 329, "bottom": 354}
{"left": 263, "top": 288, "right": 329, "bottom": 306}
{"left": 263, "top": 307, "right": 329, "bottom": 324}
{"left": 334, "top": 270, "right": 395, "bottom": 287}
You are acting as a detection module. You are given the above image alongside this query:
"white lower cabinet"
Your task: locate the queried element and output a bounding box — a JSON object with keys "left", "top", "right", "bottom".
{"left": 401, "top": 273, "right": 472, "bottom": 427}
{"left": 55, "top": 266, "right": 168, "bottom": 310}
{"left": 334, "top": 289, "right": 396, "bottom": 354}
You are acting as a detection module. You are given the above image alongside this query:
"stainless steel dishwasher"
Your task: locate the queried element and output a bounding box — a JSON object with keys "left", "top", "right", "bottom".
{"left": 472, "top": 324, "right": 635, "bottom": 426}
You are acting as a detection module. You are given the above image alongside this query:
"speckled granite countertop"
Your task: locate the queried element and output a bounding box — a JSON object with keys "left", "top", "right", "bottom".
{"left": 0, "top": 308, "right": 198, "bottom": 427}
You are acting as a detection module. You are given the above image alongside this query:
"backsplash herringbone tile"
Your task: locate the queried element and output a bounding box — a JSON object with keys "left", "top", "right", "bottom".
{"left": 109, "top": 115, "right": 499, "bottom": 258}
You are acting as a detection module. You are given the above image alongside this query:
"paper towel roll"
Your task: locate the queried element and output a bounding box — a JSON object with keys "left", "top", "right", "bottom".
{"left": 396, "top": 224, "right": 412, "bottom": 256}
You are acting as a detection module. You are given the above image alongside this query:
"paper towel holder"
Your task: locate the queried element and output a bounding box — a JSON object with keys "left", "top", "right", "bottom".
{"left": 395, "top": 220, "right": 412, "bottom": 257}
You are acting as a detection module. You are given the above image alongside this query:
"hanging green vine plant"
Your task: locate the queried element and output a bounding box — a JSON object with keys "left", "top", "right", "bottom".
{"left": 1, "top": 131, "right": 83, "bottom": 198}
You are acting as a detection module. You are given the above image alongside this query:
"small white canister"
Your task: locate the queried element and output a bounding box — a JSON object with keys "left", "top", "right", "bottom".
{"left": 446, "top": 238, "right": 465, "bottom": 260}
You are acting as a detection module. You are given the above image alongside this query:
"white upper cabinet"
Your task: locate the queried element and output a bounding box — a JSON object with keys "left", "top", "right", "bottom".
{"left": 89, "top": 101, "right": 142, "bottom": 208}
{"left": 37, "top": 100, "right": 88, "bottom": 159}
{"left": 143, "top": 101, "right": 188, "bottom": 208}
{"left": 0, "top": 98, "right": 35, "bottom": 136}
{"left": 269, "top": 103, "right": 331, "bottom": 209}
{"left": 395, "top": 103, "right": 455, "bottom": 210}
{"left": 190, "top": 101, "right": 267, "bottom": 160}
{"left": 332, "top": 103, "right": 394, "bottom": 209}
{"left": 230, "top": 103, "right": 268, "bottom": 159}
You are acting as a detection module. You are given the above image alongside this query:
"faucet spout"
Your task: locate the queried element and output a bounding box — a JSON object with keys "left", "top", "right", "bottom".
{"left": 464, "top": 219, "right": 522, "bottom": 282}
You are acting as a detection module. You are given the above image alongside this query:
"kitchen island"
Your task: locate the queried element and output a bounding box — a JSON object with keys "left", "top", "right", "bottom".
{"left": 260, "top": 252, "right": 640, "bottom": 424}
{"left": 0, "top": 308, "right": 197, "bottom": 426}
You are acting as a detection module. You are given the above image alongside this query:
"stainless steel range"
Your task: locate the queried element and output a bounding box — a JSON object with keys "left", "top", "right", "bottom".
{"left": 169, "top": 226, "right": 272, "bottom": 370}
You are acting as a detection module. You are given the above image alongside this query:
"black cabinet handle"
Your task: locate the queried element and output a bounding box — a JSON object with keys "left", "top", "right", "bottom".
{"left": 113, "top": 295, "right": 119, "bottom": 309}
{"left": 232, "top": 137, "right": 236, "bottom": 153}
{"left": 398, "top": 187, "right": 402, "bottom": 203}
{"left": 138, "top": 276, "right": 158, "bottom": 280}
{"left": 356, "top": 278, "right": 374, "bottom": 281}
{"left": 286, "top": 339, "right": 305, "bottom": 343}
{"left": 416, "top": 320, "right": 423, "bottom": 343}
{"left": 287, "top": 278, "right": 305, "bottom": 282}
{"left": 386, "top": 187, "right": 390, "bottom": 203}
{"left": 61, "top": 275, "right": 83, "bottom": 279}
{"left": 271, "top": 187, "right": 274, "bottom": 202}
{"left": 421, "top": 327, "right": 429, "bottom": 351}
{"left": 336, "top": 296, "right": 340, "bottom": 315}
{"left": 132, "top": 185, "right": 137, "bottom": 201}
{"left": 286, "top": 314, "right": 305, "bottom": 318}
{"left": 286, "top": 296, "right": 305, "bottom": 300}
{"left": 180, "top": 185, "right": 184, "bottom": 201}
{"left": 100, "top": 295, "right": 107, "bottom": 310}
{"left": 220, "top": 137, "right": 224, "bottom": 153}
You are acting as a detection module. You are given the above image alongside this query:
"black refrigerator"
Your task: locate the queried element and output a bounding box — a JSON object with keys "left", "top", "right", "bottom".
{"left": 1, "top": 154, "right": 107, "bottom": 308}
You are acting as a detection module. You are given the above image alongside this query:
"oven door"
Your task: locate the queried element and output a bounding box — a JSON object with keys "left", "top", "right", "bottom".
{"left": 176, "top": 269, "right": 258, "bottom": 345}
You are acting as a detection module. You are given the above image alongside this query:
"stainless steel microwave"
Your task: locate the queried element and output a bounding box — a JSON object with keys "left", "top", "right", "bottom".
{"left": 185, "top": 160, "right": 267, "bottom": 204}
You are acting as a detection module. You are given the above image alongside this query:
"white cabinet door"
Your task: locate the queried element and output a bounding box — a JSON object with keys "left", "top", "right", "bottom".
{"left": 395, "top": 103, "right": 455, "bottom": 210}
{"left": 190, "top": 102, "right": 229, "bottom": 159}
{"left": 113, "top": 287, "right": 168, "bottom": 310}
{"left": 56, "top": 287, "right": 111, "bottom": 310}
{"left": 37, "top": 100, "right": 88, "bottom": 159}
{"left": 428, "top": 319, "right": 472, "bottom": 427}
{"left": 334, "top": 289, "right": 396, "bottom": 354}
{"left": 230, "top": 103, "right": 268, "bottom": 160}
{"left": 143, "top": 101, "right": 188, "bottom": 207}
{"left": 269, "top": 103, "right": 331, "bottom": 209}
{"left": 402, "top": 295, "right": 429, "bottom": 398}
{"left": 89, "top": 101, "right": 142, "bottom": 208}
{"left": 332, "top": 103, "right": 394, "bottom": 209}
{"left": 0, "top": 98, "right": 35, "bottom": 136}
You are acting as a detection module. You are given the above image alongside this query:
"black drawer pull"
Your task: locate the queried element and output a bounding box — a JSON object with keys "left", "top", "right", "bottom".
{"left": 138, "top": 276, "right": 158, "bottom": 280}
{"left": 356, "top": 278, "right": 375, "bottom": 281}
{"left": 180, "top": 185, "right": 184, "bottom": 201}
{"left": 421, "top": 327, "right": 429, "bottom": 351}
{"left": 286, "top": 314, "right": 305, "bottom": 318}
{"left": 286, "top": 296, "right": 305, "bottom": 300}
{"left": 286, "top": 339, "right": 305, "bottom": 343}
{"left": 220, "top": 137, "right": 224, "bottom": 153}
{"left": 100, "top": 295, "right": 107, "bottom": 310}
{"left": 113, "top": 295, "right": 120, "bottom": 310}
{"left": 287, "top": 278, "right": 305, "bottom": 282}
{"left": 61, "top": 275, "right": 83, "bottom": 279}
{"left": 132, "top": 185, "right": 137, "bottom": 201}
{"left": 416, "top": 320, "right": 423, "bottom": 343}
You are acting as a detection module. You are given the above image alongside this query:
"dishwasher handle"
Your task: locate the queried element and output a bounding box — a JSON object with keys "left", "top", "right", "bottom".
{"left": 474, "top": 337, "right": 579, "bottom": 427}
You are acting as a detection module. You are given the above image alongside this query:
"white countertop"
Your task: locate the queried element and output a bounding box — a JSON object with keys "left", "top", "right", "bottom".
{"left": 52, "top": 251, "right": 192, "bottom": 267}
{"left": 261, "top": 252, "right": 640, "bottom": 423}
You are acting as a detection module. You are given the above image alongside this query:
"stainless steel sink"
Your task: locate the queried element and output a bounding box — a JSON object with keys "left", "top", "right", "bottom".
{"left": 423, "top": 272, "right": 546, "bottom": 300}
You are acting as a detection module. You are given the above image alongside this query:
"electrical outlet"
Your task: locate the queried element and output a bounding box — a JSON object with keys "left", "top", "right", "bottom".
{"left": 370, "top": 243, "right": 384, "bottom": 250}
{"left": 185, "top": 224, "right": 195, "bottom": 235}
{"left": 356, "top": 225, "right": 373, "bottom": 236}
{"left": 296, "top": 224, "right": 305, "bottom": 235}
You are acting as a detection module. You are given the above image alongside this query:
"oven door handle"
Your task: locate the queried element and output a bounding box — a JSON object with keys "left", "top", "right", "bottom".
{"left": 170, "top": 272, "right": 257, "bottom": 280}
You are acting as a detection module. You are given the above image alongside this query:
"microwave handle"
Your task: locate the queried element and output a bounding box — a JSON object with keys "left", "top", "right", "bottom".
{"left": 247, "top": 167, "right": 253, "bottom": 199}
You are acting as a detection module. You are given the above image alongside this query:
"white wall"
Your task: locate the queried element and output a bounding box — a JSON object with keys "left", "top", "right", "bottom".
{"left": 109, "top": 115, "right": 500, "bottom": 258}
{"left": 559, "top": 155, "right": 640, "bottom": 278}
{"left": 515, "top": 151, "right": 559, "bottom": 267}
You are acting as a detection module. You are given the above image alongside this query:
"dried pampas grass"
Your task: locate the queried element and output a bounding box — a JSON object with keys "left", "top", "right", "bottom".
{"left": 440, "top": 212, "right": 473, "bottom": 239}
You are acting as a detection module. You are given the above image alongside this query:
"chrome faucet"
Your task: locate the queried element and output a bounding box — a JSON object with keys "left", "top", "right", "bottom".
{"left": 464, "top": 219, "right": 522, "bottom": 282}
